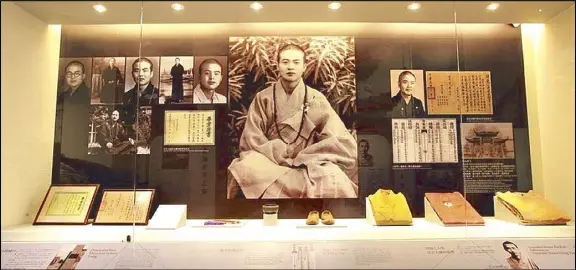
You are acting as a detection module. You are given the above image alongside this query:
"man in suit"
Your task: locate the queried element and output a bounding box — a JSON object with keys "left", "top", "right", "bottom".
{"left": 101, "top": 58, "right": 123, "bottom": 103}
{"left": 170, "top": 57, "right": 185, "bottom": 102}
{"left": 391, "top": 70, "right": 426, "bottom": 118}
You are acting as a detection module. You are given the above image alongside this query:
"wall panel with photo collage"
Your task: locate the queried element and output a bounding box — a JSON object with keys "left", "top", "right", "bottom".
{"left": 53, "top": 23, "right": 531, "bottom": 219}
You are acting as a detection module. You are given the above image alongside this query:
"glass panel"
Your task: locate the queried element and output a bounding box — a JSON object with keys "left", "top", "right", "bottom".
{"left": 53, "top": 2, "right": 145, "bottom": 246}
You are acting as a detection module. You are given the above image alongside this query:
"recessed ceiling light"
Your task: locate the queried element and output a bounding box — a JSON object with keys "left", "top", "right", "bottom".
{"left": 512, "top": 23, "right": 521, "bottom": 28}
{"left": 486, "top": 3, "right": 500, "bottom": 11}
{"left": 407, "top": 2, "right": 421, "bottom": 11}
{"left": 328, "top": 2, "right": 342, "bottom": 10}
{"left": 93, "top": 4, "right": 107, "bottom": 13}
{"left": 171, "top": 3, "right": 184, "bottom": 11}
{"left": 250, "top": 2, "right": 263, "bottom": 11}
{"left": 538, "top": 8, "right": 543, "bottom": 12}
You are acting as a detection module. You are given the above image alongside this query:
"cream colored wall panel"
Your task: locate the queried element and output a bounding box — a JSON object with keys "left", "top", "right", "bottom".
{"left": 522, "top": 5, "right": 575, "bottom": 220}
{"left": 1, "top": 2, "right": 61, "bottom": 228}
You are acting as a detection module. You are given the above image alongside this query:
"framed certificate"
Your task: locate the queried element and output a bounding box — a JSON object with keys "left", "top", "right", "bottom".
{"left": 94, "top": 189, "right": 155, "bottom": 225}
{"left": 164, "top": 110, "right": 215, "bottom": 146}
{"left": 34, "top": 184, "right": 99, "bottom": 225}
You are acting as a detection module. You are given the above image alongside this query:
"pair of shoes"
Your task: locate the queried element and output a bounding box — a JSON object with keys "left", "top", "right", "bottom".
{"left": 306, "top": 210, "right": 335, "bottom": 225}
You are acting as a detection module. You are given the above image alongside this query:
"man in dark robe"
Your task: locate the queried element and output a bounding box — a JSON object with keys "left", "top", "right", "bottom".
{"left": 123, "top": 57, "right": 161, "bottom": 125}
{"left": 100, "top": 110, "right": 133, "bottom": 154}
{"left": 56, "top": 60, "right": 91, "bottom": 160}
{"left": 170, "top": 57, "right": 185, "bottom": 102}
{"left": 390, "top": 70, "right": 426, "bottom": 118}
{"left": 101, "top": 58, "right": 122, "bottom": 103}
{"left": 123, "top": 57, "right": 161, "bottom": 107}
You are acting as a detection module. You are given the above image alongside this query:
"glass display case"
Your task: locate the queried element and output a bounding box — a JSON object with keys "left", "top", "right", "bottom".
{"left": 1, "top": 1, "right": 574, "bottom": 269}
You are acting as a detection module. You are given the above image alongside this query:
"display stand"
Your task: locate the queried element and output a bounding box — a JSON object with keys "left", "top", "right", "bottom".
{"left": 147, "top": 205, "right": 187, "bottom": 230}
{"left": 365, "top": 197, "right": 412, "bottom": 226}
{"left": 424, "top": 198, "right": 445, "bottom": 226}
{"left": 365, "top": 197, "right": 376, "bottom": 225}
{"left": 424, "top": 198, "right": 484, "bottom": 227}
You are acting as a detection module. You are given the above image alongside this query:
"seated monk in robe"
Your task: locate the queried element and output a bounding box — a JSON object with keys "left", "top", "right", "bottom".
{"left": 228, "top": 44, "right": 358, "bottom": 199}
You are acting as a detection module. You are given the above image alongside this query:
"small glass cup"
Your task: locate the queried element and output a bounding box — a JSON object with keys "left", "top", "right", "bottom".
{"left": 262, "top": 204, "right": 279, "bottom": 226}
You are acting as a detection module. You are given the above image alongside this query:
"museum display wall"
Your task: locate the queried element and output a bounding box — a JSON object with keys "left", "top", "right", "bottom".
{"left": 51, "top": 23, "right": 537, "bottom": 220}
{"left": 1, "top": 1, "right": 574, "bottom": 268}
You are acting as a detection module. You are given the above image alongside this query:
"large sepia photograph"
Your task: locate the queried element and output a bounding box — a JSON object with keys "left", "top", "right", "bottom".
{"left": 461, "top": 123, "right": 515, "bottom": 159}
{"left": 226, "top": 36, "right": 358, "bottom": 199}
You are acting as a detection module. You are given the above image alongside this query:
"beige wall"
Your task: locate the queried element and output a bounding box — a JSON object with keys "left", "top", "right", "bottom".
{"left": 522, "top": 5, "right": 575, "bottom": 219}
{"left": 1, "top": 2, "right": 61, "bottom": 228}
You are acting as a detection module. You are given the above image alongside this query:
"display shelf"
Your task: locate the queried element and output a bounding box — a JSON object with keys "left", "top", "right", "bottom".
{"left": 2, "top": 218, "right": 573, "bottom": 243}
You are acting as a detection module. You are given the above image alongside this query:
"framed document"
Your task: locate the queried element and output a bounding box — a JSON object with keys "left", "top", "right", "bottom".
{"left": 94, "top": 189, "right": 155, "bottom": 225}
{"left": 164, "top": 110, "right": 215, "bottom": 146}
{"left": 426, "top": 71, "right": 493, "bottom": 115}
{"left": 34, "top": 184, "right": 99, "bottom": 225}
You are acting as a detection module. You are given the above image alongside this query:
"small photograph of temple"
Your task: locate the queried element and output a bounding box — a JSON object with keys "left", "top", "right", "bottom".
{"left": 461, "top": 123, "right": 515, "bottom": 159}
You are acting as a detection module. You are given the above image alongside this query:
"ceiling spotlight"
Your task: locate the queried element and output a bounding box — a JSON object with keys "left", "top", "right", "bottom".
{"left": 171, "top": 3, "right": 184, "bottom": 11}
{"left": 486, "top": 3, "right": 500, "bottom": 11}
{"left": 93, "top": 4, "right": 107, "bottom": 13}
{"left": 328, "top": 2, "right": 342, "bottom": 10}
{"left": 512, "top": 23, "right": 521, "bottom": 28}
{"left": 407, "top": 2, "right": 421, "bottom": 11}
{"left": 538, "top": 9, "right": 543, "bottom": 12}
{"left": 250, "top": 2, "right": 263, "bottom": 11}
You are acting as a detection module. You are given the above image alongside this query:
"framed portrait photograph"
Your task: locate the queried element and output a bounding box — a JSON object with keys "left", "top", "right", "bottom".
{"left": 124, "top": 56, "right": 163, "bottom": 105}
{"left": 90, "top": 57, "right": 126, "bottom": 105}
{"left": 389, "top": 69, "right": 427, "bottom": 118}
{"left": 34, "top": 184, "right": 99, "bottom": 225}
{"left": 192, "top": 56, "right": 228, "bottom": 104}
{"left": 159, "top": 56, "right": 194, "bottom": 104}
{"left": 93, "top": 189, "right": 155, "bottom": 225}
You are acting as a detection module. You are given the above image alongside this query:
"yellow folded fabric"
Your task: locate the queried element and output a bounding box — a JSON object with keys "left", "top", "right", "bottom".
{"left": 368, "top": 189, "right": 413, "bottom": 226}
{"left": 496, "top": 190, "right": 571, "bottom": 225}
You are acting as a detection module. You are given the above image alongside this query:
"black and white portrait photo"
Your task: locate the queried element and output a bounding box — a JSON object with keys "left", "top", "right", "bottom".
{"left": 389, "top": 69, "right": 426, "bottom": 118}
{"left": 87, "top": 105, "right": 151, "bottom": 155}
{"left": 58, "top": 58, "right": 93, "bottom": 100}
{"left": 91, "top": 57, "right": 125, "bottom": 104}
{"left": 358, "top": 139, "right": 374, "bottom": 167}
{"left": 124, "top": 56, "right": 163, "bottom": 106}
{"left": 56, "top": 58, "right": 93, "bottom": 159}
{"left": 159, "top": 56, "right": 194, "bottom": 104}
{"left": 192, "top": 56, "right": 228, "bottom": 104}
{"left": 227, "top": 36, "right": 358, "bottom": 199}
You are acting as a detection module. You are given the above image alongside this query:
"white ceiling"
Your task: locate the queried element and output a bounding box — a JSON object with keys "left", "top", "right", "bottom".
{"left": 12, "top": 1, "right": 575, "bottom": 25}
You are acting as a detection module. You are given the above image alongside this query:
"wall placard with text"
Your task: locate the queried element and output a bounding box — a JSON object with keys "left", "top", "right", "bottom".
{"left": 392, "top": 118, "right": 458, "bottom": 164}
{"left": 164, "top": 110, "right": 215, "bottom": 147}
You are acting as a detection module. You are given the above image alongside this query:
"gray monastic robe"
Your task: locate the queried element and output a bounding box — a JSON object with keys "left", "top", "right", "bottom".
{"left": 228, "top": 79, "right": 358, "bottom": 199}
